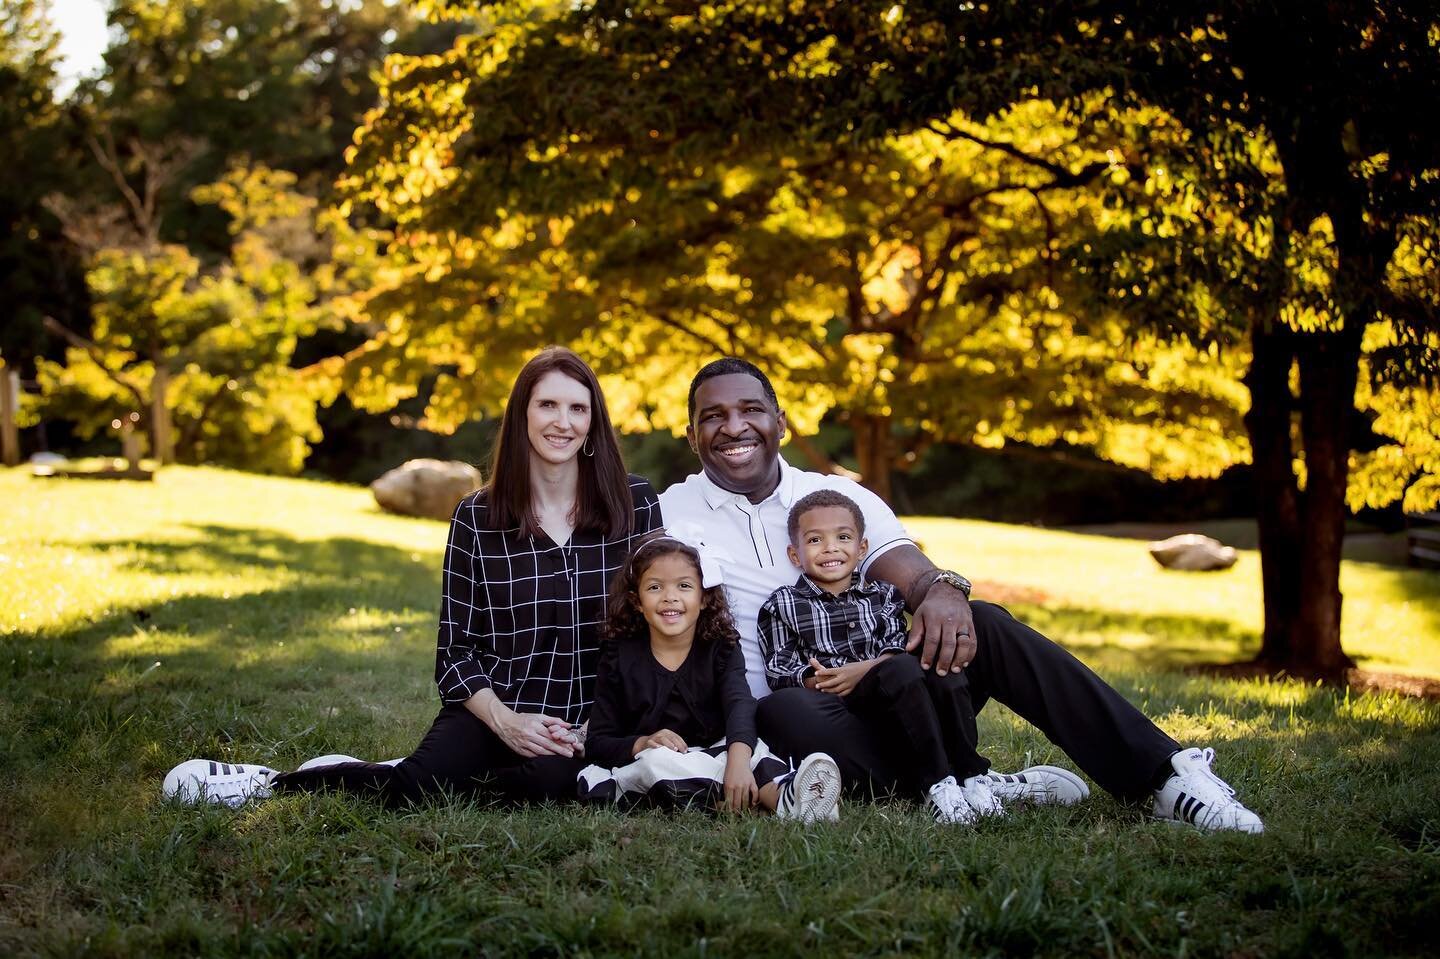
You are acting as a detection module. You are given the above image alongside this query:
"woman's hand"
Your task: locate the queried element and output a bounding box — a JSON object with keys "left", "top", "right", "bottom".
{"left": 721, "top": 744, "right": 758, "bottom": 812}
{"left": 633, "top": 728, "right": 687, "bottom": 754}
{"left": 467, "top": 691, "right": 577, "bottom": 758}
{"left": 498, "top": 711, "right": 579, "bottom": 758}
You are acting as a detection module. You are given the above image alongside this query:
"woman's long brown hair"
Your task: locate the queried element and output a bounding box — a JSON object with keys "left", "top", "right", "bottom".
{"left": 485, "top": 346, "right": 632, "bottom": 538}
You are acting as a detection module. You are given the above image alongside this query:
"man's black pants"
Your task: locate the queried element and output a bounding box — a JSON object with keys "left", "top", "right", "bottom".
{"left": 270, "top": 703, "right": 582, "bottom": 808}
{"left": 758, "top": 602, "right": 1179, "bottom": 801}
{"left": 846, "top": 653, "right": 990, "bottom": 794}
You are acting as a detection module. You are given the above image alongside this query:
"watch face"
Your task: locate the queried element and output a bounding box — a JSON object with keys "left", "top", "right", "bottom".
{"left": 941, "top": 571, "right": 971, "bottom": 596}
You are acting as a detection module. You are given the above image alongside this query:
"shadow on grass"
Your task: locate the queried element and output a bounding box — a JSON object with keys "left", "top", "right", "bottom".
{"left": 2, "top": 524, "right": 442, "bottom": 777}
{"left": 46, "top": 522, "right": 439, "bottom": 585}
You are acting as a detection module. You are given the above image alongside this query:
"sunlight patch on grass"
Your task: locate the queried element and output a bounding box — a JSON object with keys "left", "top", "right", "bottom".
{"left": 906, "top": 515, "right": 1440, "bottom": 678}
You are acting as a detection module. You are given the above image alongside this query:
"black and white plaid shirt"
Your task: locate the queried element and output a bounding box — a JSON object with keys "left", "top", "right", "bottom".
{"left": 757, "top": 574, "right": 908, "bottom": 689}
{"left": 435, "top": 474, "right": 662, "bottom": 724}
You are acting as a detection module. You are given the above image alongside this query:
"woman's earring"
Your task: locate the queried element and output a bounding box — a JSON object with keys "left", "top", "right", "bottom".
{"left": 582, "top": 436, "right": 594, "bottom": 457}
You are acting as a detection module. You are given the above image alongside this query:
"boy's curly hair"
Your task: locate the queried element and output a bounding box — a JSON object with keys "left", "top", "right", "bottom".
{"left": 787, "top": 488, "right": 866, "bottom": 544}
{"left": 602, "top": 533, "right": 740, "bottom": 646}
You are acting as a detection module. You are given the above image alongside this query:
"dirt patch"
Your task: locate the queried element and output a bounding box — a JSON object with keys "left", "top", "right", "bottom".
{"left": 1187, "top": 661, "right": 1440, "bottom": 700}
{"left": 969, "top": 580, "right": 1052, "bottom": 606}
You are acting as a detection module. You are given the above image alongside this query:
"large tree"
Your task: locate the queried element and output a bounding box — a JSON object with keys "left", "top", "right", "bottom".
{"left": 889, "top": 0, "right": 1440, "bottom": 677}
{"left": 338, "top": 3, "right": 1250, "bottom": 503}
{"left": 67, "top": 0, "right": 443, "bottom": 253}
{"left": 37, "top": 165, "right": 341, "bottom": 473}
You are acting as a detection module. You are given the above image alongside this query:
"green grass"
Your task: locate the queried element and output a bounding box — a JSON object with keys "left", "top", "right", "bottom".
{"left": 2, "top": 466, "right": 1438, "bottom": 957}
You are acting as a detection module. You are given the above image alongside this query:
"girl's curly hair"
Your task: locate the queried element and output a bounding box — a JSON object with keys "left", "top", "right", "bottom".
{"left": 602, "top": 533, "right": 740, "bottom": 647}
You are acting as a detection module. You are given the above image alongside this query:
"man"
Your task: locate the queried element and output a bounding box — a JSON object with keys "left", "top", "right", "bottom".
{"left": 658, "top": 358, "right": 1263, "bottom": 833}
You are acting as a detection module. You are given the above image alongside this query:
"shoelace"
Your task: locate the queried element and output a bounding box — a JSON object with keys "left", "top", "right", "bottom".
{"left": 1193, "top": 748, "right": 1238, "bottom": 799}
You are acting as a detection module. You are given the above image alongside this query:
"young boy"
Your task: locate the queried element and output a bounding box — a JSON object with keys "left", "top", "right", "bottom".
{"left": 757, "top": 489, "right": 1084, "bottom": 824}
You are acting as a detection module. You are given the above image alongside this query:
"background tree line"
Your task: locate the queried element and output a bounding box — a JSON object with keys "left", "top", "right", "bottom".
{"left": 2, "top": 0, "right": 1437, "bottom": 678}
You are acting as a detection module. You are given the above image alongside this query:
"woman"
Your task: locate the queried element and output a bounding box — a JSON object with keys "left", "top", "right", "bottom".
{"left": 164, "top": 347, "right": 663, "bottom": 807}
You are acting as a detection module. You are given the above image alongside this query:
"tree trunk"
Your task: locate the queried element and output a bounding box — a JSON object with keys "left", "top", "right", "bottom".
{"left": 851, "top": 411, "right": 894, "bottom": 504}
{"left": 1245, "top": 320, "right": 1359, "bottom": 681}
{"left": 150, "top": 364, "right": 174, "bottom": 465}
{"left": 0, "top": 365, "right": 20, "bottom": 467}
{"left": 1288, "top": 329, "right": 1361, "bottom": 676}
{"left": 1242, "top": 112, "right": 1379, "bottom": 682}
{"left": 1245, "top": 317, "right": 1306, "bottom": 667}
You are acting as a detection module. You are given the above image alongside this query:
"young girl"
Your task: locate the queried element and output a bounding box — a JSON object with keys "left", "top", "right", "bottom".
{"left": 578, "top": 534, "right": 842, "bottom": 822}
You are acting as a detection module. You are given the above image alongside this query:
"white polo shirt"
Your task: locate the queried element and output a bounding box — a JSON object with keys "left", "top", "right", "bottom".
{"left": 659, "top": 459, "right": 913, "bottom": 698}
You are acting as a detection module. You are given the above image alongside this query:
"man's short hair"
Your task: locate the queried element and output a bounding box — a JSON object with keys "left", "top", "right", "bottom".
{"left": 687, "top": 358, "right": 780, "bottom": 424}
{"left": 787, "top": 489, "right": 866, "bottom": 544}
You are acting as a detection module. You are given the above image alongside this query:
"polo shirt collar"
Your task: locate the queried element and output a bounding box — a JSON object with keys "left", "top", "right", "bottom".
{"left": 697, "top": 458, "right": 801, "bottom": 510}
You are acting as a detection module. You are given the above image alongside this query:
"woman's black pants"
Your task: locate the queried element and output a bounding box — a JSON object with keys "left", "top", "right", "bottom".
{"left": 270, "top": 703, "right": 582, "bottom": 808}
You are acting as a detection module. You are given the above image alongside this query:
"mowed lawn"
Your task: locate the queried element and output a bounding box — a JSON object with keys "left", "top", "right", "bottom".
{"left": 2, "top": 466, "right": 1438, "bottom": 957}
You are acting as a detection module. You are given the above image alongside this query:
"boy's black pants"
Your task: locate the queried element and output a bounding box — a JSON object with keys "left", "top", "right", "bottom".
{"left": 758, "top": 601, "right": 1180, "bottom": 801}
{"left": 845, "top": 653, "right": 989, "bottom": 794}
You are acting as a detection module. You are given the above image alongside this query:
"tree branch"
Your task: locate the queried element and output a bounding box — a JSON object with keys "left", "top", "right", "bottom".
{"left": 630, "top": 301, "right": 731, "bottom": 357}
{"left": 786, "top": 429, "right": 861, "bottom": 481}
{"left": 86, "top": 130, "right": 153, "bottom": 245}
{"left": 41, "top": 316, "right": 148, "bottom": 405}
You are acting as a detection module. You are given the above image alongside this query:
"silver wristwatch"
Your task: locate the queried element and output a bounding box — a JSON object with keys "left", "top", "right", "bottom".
{"left": 928, "top": 569, "right": 972, "bottom": 599}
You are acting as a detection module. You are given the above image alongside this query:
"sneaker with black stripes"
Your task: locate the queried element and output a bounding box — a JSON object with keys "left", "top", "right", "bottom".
{"left": 162, "top": 759, "right": 276, "bottom": 808}
{"left": 960, "top": 774, "right": 1005, "bottom": 818}
{"left": 1152, "top": 747, "right": 1263, "bottom": 834}
{"left": 984, "top": 765, "right": 1090, "bottom": 806}
{"left": 774, "top": 752, "right": 842, "bottom": 824}
{"left": 926, "top": 776, "right": 977, "bottom": 825}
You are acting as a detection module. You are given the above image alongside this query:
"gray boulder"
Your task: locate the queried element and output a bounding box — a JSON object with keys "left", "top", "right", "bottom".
{"left": 1148, "top": 533, "right": 1238, "bottom": 572}
{"left": 371, "top": 459, "right": 482, "bottom": 520}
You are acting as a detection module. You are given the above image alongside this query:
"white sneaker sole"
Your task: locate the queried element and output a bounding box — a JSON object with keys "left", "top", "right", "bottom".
{"left": 296, "top": 754, "right": 404, "bottom": 771}
{"left": 790, "top": 754, "right": 842, "bottom": 824}
{"left": 1150, "top": 806, "right": 1265, "bottom": 834}
{"left": 991, "top": 765, "right": 1090, "bottom": 806}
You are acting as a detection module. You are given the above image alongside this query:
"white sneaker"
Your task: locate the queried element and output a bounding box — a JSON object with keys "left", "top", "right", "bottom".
{"left": 1152, "top": 747, "right": 1264, "bottom": 834}
{"left": 985, "top": 765, "right": 1090, "bottom": 806}
{"left": 162, "top": 759, "right": 276, "bottom": 808}
{"left": 296, "top": 754, "right": 403, "bottom": 771}
{"left": 960, "top": 774, "right": 1005, "bottom": 818}
{"left": 927, "top": 776, "right": 978, "bottom": 825}
{"left": 774, "top": 753, "right": 842, "bottom": 824}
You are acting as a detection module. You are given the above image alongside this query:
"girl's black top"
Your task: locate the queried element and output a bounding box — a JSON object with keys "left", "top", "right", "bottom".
{"left": 584, "top": 634, "right": 758, "bottom": 768}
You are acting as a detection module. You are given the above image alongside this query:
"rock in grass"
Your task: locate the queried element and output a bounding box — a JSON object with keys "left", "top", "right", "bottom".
{"left": 1148, "top": 533, "right": 1238, "bottom": 571}
{"left": 371, "top": 459, "right": 482, "bottom": 520}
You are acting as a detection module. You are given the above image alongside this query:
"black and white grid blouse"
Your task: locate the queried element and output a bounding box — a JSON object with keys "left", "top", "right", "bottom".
{"left": 434, "top": 474, "right": 662, "bottom": 724}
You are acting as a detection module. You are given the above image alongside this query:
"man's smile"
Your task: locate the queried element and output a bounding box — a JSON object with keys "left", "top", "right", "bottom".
{"left": 717, "top": 441, "right": 759, "bottom": 459}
